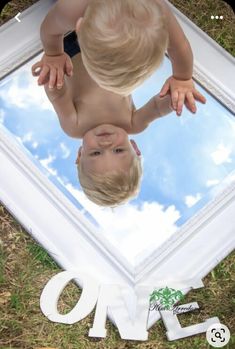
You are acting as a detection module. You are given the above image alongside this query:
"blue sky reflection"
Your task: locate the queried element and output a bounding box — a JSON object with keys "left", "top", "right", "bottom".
{"left": 0, "top": 55, "right": 234, "bottom": 263}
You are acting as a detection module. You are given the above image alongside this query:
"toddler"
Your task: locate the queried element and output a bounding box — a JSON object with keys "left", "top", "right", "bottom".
{"left": 32, "top": 0, "right": 206, "bottom": 206}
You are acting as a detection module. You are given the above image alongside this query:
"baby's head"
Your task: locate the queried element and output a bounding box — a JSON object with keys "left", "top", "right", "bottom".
{"left": 76, "top": 124, "right": 142, "bottom": 206}
{"left": 77, "top": 0, "right": 168, "bottom": 95}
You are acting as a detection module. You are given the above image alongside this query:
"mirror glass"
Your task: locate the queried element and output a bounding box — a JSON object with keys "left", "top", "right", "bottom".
{"left": 0, "top": 54, "right": 235, "bottom": 265}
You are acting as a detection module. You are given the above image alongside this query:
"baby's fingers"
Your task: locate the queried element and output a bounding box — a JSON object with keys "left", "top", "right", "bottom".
{"left": 56, "top": 69, "right": 64, "bottom": 89}
{"left": 32, "top": 61, "right": 42, "bottom": 76}
{"left": 185, "top": 99, "right": 192, "bottom": 112}
{"left": 176, "top": 92, "right": 185, "bottom": 116}
{"left": 38, "top": 65, "right": 50, "bottom": 85}
{"left": 171, "top": 90, "right": 178, "bottom": 111}
{"left": 186, "top": 91, "right": 196, "bottom": 113}
{"left": 48, "top": 67, "right": 57, "bottom": 89}
{"left": 193, "top": 89, "right": 206, "bottom": 104}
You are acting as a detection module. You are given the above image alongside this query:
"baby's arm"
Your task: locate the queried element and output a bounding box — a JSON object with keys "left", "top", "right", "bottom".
{"left": 130, "top": 94, "right": 173, "bottom": 134}
{"left": 44, "top": 82, "right": 79, "bottom": 138}
{"left": 157, "top": 0, "right": 206, "bottom": 115}
{"left": 32, "top": 0, "right": 88, "bottom": 88}
{"left": 40, "top": 0, "right": 86, "bottom": 55}
{"left": 159, "top": 0, "right": 192, "bottom": 80}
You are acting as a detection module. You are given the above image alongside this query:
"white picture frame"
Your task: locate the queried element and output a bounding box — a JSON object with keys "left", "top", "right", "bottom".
{"left": 0, "top": 0, "right": 234, "bottom": 338}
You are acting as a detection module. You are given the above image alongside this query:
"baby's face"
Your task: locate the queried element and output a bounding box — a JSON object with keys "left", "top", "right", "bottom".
{"left": 77, "top": 124, "right": 140, "bottom": 174}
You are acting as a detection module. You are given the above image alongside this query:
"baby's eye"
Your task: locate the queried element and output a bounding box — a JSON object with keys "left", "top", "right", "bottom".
{"left": 114, "top": 148, "right": 124, "bottom": 153}
{"left": 90, "top": 151, "right": 101, "bottom": 156}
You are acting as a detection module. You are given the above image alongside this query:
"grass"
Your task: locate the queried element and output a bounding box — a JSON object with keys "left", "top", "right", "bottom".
{"left": 169, "top": 0, "right": 235, "bottom": 56}
{"left": 0, "top": 0, "right": 235, "bottom": 348}
{"left": 0, "top": 205, "right": 234, "bottom": 349}
{"left": 27, "top": 243, "right": 58, "bottom": 269}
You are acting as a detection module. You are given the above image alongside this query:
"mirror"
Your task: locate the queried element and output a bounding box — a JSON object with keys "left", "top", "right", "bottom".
{"left": 0, "top": 53, "right": 235, "bottom": 265}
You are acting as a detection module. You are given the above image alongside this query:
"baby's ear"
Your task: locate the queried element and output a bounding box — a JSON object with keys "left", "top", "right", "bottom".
{"left": 76, "top": 17, "right": 84, "bottom": 33}
{"left": 130, "top": 139, "right": 141, "bottom": 156}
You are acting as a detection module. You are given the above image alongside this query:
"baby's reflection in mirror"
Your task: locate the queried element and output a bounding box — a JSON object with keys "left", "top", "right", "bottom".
{"left": 32, "top": 0, "right": 205, "bottom": 207}
{"left": 33, "top": 30, "right": 173, "bottom": 207}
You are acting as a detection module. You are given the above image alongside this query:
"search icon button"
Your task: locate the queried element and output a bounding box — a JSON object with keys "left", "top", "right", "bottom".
{"left": 206, "top": 323, "right": 230, "bottom": 347}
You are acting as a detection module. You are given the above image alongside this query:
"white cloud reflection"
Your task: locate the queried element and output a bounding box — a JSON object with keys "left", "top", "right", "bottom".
{"left": 206, "top": 172, "right": 235, "bottom": 199}
{"left": 21, "top": 132, "right": 33, "bottom": 143}
{"left": 60, "top": 142, "right": 71, "bottom": 159}
{"left": 39, "top": 154, "right": 57, "bottom": 176}
{"left": 184, "top": 193, "right": 202, "bottom": 208}
{"left": 206, "top": 179, "right": 220, "bottom": 187}
{"left": 32, "top": 141, "right": 39, "bottom": 149}
{"left": 211, "top": 143, "right": 232, "bottom": 165}
{"left": 0, "top": 74, "right": 53, "bottom": 112}
{"left": 63, "top": 182, "right": 181, "bottom": 263}
{"left": 14, "top": 132, "right": 39, "bottom": 150}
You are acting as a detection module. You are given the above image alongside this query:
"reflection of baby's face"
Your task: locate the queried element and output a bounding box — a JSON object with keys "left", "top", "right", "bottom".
{"left": 78, "top": 124, "right": 139, "bottom": 174}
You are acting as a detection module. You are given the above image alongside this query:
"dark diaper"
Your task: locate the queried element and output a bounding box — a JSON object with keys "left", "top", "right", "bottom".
{"left": 64, "top": 31, "right": 81, "bottom": 58}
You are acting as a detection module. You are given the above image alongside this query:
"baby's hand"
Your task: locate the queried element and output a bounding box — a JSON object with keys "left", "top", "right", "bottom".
{"left": 159, "top": 76, "right": 206, "bottom": 116}
{"left": 31, "top": 52, "right": 73, "bottom": 89}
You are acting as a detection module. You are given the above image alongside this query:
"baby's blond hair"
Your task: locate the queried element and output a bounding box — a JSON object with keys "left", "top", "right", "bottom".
{"left": 78, "top": 0, "right": 168, "bottom": 95}
{"left": 77, "top": 155, "right": 142, "bottom": 207}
